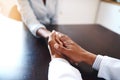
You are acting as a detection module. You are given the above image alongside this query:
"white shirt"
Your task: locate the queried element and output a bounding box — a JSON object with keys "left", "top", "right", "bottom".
{"left": 48, "top": 55, "right": 120, "bottom": 80}
{"left": 17, "top": 0, "right": 58, "bottom": 37}
{"left": 48, "top": 58, "right": 83, "bottom": 80}
{"left": 93, "top": 55, "right": 120, "bottom": 80}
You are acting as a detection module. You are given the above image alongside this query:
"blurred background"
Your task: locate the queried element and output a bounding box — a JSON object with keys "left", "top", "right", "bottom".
{"left": 0, "top": 0, "right": 120, "bottom": 34}
{"left": 0, "top": 0, "right": 21, "bottom": 21}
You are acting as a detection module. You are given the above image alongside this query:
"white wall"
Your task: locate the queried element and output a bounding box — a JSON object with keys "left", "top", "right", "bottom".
{"left": 57, "top": 0, "right": 100, "bottom": 24}
{"left": 0, "top": 0, "right": 100, "bottom": 24}
{"left": 96, "top": 2, "right": 120, "bottom": 35}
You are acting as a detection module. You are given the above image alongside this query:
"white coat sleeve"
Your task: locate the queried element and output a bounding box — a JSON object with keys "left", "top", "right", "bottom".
{"left": 48, "top": 58, "right": 83, "bottom": 80}
{"left": 93, "top": 55, "right": 120, "bottom": 80}
{"left": 17, "top": 0, "right": 45, "bottom": 37}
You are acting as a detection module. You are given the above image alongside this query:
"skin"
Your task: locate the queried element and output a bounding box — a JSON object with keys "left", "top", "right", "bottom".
{"left": 48, "top": 30, "right": 64, "bottom": 59}
{"left": 37, "top": 28, "right": 51, "bottom": 38}
{"left": 48, "top": 30, "right": 97, "bottom": 66}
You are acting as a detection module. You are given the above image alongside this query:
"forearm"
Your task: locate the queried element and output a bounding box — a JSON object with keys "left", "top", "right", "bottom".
{"left": 17, "top": 0, "right": 45, "bottom": 36}
{"left": 81, "top": 51, "right": 97, "bottom": 66}
{"left": 17, "top": 0, "right": 38, "bottom": 24}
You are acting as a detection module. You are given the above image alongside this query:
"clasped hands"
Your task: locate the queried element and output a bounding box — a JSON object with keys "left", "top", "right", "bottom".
{"left": 48, "top": 30, "right": 96, "bottom": 65}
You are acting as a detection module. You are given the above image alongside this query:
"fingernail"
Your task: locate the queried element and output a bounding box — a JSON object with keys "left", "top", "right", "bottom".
{"left": 54, "top": 44, "right": 59, "bottom": 49}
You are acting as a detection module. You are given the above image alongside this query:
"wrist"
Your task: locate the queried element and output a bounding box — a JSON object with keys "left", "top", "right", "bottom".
{"left": 82, "top": 51, "right": 97, "bottom": 65}
{"left": 37, "top": 28, "right": 51, "bottom": 38}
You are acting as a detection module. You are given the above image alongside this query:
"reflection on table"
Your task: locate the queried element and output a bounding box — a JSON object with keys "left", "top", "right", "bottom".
{"left": 0, "top": 15, "right": 50, "bottom": 80}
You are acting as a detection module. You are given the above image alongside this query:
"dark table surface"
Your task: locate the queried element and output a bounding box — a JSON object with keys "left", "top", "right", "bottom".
{"left": 0, "top": 17, "right": 120, "bottom": 80}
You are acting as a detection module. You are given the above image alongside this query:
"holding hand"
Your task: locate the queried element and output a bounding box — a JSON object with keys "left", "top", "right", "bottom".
{"left": 48, "top": 30, "right": 96, "bottom": 65}
{"left": 48, "top": 30, "right": 64, "bottom": 59}
{"left": 53, "top": 32, "right": 89, "bottom": 63}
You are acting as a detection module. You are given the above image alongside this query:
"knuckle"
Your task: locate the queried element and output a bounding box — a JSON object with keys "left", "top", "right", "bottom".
{"left": 48, "top": 40, "right": 53, "bottom": 45}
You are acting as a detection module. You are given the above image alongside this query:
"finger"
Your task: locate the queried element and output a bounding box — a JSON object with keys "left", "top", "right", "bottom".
{"left": 60, "top": 34, "right": 70, "bottom": 41}
{"left": 60, "top": 35, "right": 74, "bottom": 48}
{"left": 54, "top": 43, "right": 68, "bottom": 55}
{"left": 55, "top": 32, "right": 63, "bottom": 46}
{"left": 54, "top": 43, "right": 76, "bottom": 63}
{"left": 51, "top": 30, "right": 56, "bottom": 40}
{"left": 55, "top": 32, "right": 69, "bottom": 47}
{"left": 48, "top": 30, "right": 56, "bottom": 44}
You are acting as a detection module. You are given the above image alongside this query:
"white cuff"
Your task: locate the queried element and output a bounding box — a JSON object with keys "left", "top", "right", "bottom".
{"left": 92, "top": 55, "right": 104, "bottom": 70}
{"left": 29, "top": 24, "right": 46, "bottom": 37}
